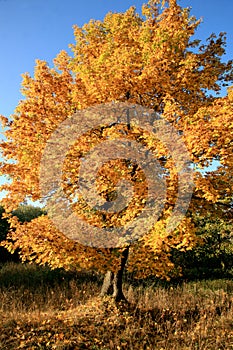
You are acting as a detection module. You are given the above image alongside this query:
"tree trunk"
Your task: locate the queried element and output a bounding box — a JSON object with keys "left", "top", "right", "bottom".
{"left": 101, "top": 106, "right": 131, "bottom": 303}
{"left": 100, "top": 246, "right": 129, "bottom": 302}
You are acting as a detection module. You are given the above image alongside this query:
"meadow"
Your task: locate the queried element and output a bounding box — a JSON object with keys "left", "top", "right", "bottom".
{"left": 0, "top": 262, "right": 232, "bottom": 349}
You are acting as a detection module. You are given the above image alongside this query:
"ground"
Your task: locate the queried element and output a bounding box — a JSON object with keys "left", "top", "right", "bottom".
{"left": 0, "top": 263, "right": 232, "bottom": 349}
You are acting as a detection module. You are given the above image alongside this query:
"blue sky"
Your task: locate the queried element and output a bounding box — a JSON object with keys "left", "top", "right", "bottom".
{"left": 0, "top": 0, "right": 233, "bottom": 119}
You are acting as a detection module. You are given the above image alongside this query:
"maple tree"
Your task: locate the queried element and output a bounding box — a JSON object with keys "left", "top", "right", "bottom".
{"left": 0, "top": 0, "right": 233, "bottom": 301}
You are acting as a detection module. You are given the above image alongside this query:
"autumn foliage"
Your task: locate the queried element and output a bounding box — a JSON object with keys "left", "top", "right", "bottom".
{"left": 0, "top": 0, "right": 233, "bottom": 292}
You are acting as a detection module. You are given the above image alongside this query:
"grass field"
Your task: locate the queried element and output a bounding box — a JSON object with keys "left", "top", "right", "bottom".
{"left": 0, "top": 262, "right": 232, "bottom": 349}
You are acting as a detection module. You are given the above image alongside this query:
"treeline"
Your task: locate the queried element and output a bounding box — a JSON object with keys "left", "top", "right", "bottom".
{"left": 0, "top": 205, "right": 232, "bottom": 281}
{"left": 171, "top": 215, "right": 233, "bottom": 280}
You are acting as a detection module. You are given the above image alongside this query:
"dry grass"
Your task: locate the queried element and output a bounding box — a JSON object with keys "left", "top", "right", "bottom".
{"left": 0, "top": 262, "right": 232, "bottom": 349}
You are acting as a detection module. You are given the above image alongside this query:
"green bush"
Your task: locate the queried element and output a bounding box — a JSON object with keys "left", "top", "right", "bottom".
{"left": 172, "top": 215, "right": 233, "bottom": 280}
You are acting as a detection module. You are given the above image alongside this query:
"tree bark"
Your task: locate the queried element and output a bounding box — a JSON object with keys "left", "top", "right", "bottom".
{"left": 100, "top": 246, "right": 129, "bottom": 302}
{"left": 101, "top": 106, "right": 131, "bottom": 302}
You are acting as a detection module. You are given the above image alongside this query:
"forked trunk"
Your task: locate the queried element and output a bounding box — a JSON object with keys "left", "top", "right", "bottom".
{"left": 100, "top": 246, "right": 129, "bottom": 302}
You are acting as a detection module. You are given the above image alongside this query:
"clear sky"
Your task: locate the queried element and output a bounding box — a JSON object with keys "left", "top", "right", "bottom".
{"left": 0, "top": 0, "right": 233, "bottom": 119}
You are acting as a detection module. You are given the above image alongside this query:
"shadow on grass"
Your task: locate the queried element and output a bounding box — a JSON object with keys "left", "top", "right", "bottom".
{"left": 0, "top": 262, "right": 101, "bottom": 289}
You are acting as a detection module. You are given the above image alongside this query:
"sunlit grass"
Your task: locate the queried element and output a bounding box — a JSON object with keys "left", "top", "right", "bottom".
{"left": 0, "top": 262, "right": 232, "bottom": 349}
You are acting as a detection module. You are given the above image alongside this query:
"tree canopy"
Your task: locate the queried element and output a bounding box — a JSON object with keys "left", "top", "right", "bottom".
{"left": 0, "top": 0, "right": 232, "bottom": 298}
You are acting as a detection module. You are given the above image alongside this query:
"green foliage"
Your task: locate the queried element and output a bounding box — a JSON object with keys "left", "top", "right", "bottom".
{"left": 13, "top": 205, "right": 46, "bottom": 223}
{"left": 172, "top": 215, "right": 233, "bottom": 279}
